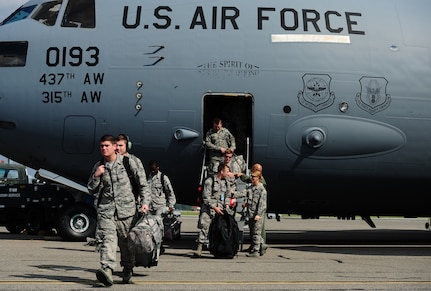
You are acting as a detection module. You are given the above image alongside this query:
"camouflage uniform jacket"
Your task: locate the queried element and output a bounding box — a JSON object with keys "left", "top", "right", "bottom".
{"left": 128, "top": 153, "right": 145, "bottom": 174}
{"left": 245, "top": 182, "right": 267, "bottom": 219}
{"left": 205, "top": 127, "right": 236, "bottom": 159}
{"left": 201, "top": 175, "right": 231, "bottom": 217}
{"left": 227, "top": 155, "right": 246, "bottom": 174}
{"left": 225, "top": 156, "right": 246, "bottom": 189}
{"left": 147, "top": 171, "right": 176, "bottom": 210}
{"left": 87, "top": 154, "right": 151, "bottom": 219}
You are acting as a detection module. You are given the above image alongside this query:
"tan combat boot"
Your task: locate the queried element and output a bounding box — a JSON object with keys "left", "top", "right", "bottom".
{"left": 96, "top": 266, "right": 113, "bottom": 286}
{"left": 193, "top": 243, "right": 203, "bottom": 257}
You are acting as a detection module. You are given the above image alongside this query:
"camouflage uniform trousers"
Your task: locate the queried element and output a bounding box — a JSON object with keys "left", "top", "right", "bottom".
{"left": 208, "top": 156, "right": 224, "bottom": 174}
{"left": 97, "top": 213, "right": 135, "bottom": 271}
{"left": 196, "top": 206, "right": 213, "bottom": 244}
{"left": 150, "top": 206, "right": 165, "bottom": 234}
{"left": 247, "top": 219, "right": 266, "bottom": 244}
{"left": 249, "top": 217, "right": 265, "bottom": 252}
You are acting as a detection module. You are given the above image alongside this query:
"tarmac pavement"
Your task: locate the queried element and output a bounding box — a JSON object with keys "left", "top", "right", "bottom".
{"left": 0, "top": 215, "right": 430, "bottom": 290}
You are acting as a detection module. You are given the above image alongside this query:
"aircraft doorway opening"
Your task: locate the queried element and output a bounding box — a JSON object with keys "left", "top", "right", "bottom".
{"left": 203, "top": 93, "right": 254, "bottom": 173}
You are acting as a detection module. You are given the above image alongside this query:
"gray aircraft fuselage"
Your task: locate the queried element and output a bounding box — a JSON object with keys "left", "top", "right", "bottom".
{"left": 0, "top": 0, "right": 430, "bottom": 218}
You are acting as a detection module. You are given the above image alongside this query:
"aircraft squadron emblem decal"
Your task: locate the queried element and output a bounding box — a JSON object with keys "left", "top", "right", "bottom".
{"left": 298, "top": 74, "right": 335, "bottom": 112}
{"left": 356, "top": 76, "right": 391, "bottom": 114}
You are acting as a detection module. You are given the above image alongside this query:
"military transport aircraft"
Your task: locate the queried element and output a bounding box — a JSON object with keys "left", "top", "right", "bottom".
{"left": 1, "top": 0, "right": 430, "bottom": 229}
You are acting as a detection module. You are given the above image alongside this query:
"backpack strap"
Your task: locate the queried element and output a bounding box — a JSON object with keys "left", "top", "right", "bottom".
{"left": 96, "top": 158, "right": 105, "bottom": 207}
{"left": 123, "top": 156, "right": 139, "bottom": 201}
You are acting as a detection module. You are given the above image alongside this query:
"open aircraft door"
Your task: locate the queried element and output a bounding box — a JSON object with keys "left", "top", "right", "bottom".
{"left": 202, "top": 93, "right": 254, "bottom": 174}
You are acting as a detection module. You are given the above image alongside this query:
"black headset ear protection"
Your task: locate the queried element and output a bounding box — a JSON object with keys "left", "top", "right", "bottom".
{"left": 120, "top": 134, "right": 132, "bottom": 151}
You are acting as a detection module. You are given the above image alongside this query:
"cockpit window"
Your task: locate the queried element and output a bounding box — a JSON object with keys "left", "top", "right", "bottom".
{"left": 0, "top": 5, "right": 37, "bottom": 26}
{"left": 32, "top": 1, "right": 62, "bottom": 26}
{"left": 0, "top": 42, "right": 28, "bottom": 67}
{"left": 62, "top": 0, "right": 95, "bottom": 28}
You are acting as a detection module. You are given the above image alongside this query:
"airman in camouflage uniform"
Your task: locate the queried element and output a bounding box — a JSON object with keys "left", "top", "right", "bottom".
{"left": 222, "top": 149, "right": 246, "bottom": 215}
{"left": 147, "top": 160, "right": 176, "bottom": 245}
{"left": 205, "top": 117, "right": 236, "bottom": 174}
{"left": 237, "top": 163, "right": 267, "bottom": 249}
{"left": 147, "top": 160, "right": 176, "bottom": 218}
{"left": 237, "top": 170, "right": 267, "bottom": 257}
{"left": 193, "top": 163, "right": 232, "bottom": 257}
{"left": 116, "top": 134, "right": 148, "bottom": 209}
{"left": 87, "top": 135, "right": 151, "bottom": 286}
{"left": 115, "top": 134, "right": 151, "bottom": 282}
{"left": 223, "top": 148, "right": 246, "bottom": 189}
{"left": 238, "top": 163, "right": 267, "bottom": 188}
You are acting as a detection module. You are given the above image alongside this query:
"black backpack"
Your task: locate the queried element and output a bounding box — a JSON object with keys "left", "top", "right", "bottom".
{"left": 208, "top": 210, "right": 239, "bottom": 259}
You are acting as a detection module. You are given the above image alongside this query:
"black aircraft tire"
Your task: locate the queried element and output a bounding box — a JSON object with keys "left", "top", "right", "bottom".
{"left": 57, "top": 204, "right": 96, "bottom": 242}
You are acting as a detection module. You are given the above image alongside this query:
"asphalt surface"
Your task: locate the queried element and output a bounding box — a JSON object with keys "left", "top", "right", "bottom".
{"left": 0, "top": 215, "right": 430, "bottom": 290}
